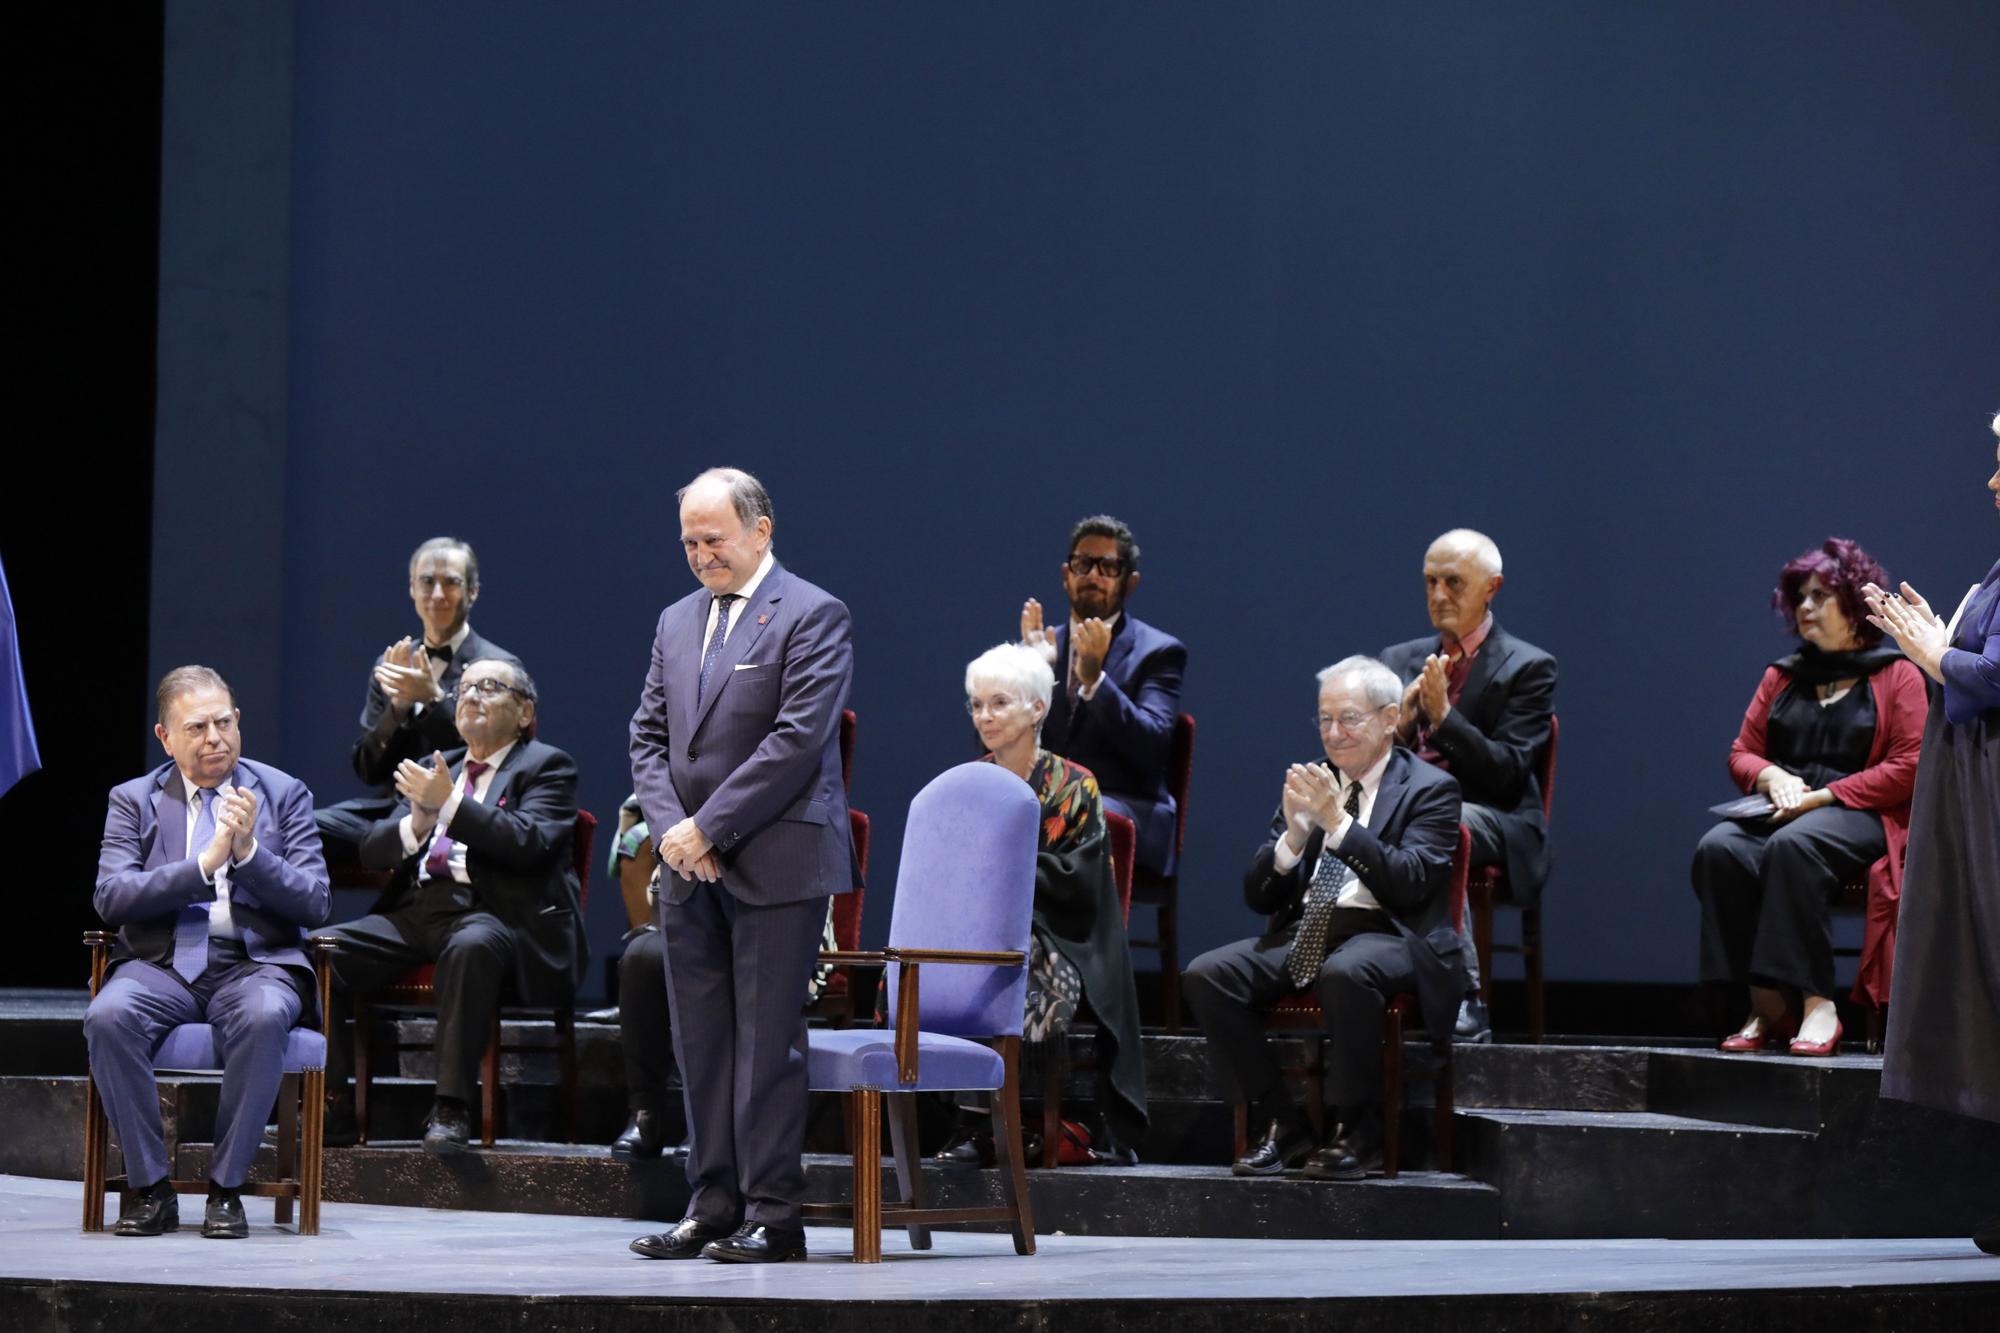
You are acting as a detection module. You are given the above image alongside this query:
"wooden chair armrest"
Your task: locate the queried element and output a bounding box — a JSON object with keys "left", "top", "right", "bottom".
{"left": 882, "top": 947, "right": 1026, "bottom": 966}
{"left": 82, "top": 931, "right": 112, "bottom": 998}
{"left": 818, "top": 950, "right": 888, "bottom": 967}
{"left": 307, "top": 936, "right": 340, "bottom": 1037}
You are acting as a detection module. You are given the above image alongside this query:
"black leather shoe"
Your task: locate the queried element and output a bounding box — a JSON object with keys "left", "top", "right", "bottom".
{"left": 1231, "top": 1119, "right": 1314, "bottom": 1177}
{"left": 932, "top": 1126, "right": 994, "bottom": 1171}
{"left": 702, "top": 1222, "right": 808, "bottom": 1263}
{"left": 421, "top": 1100, "right": 472, "bottom": 1156}
{"left": 112, "top": 1182, "right": 179, "bottom": 1236}
{"left": 610, "top": 1110, "right": 667, "bottom": 1160}
{"left": 202, "top": 1185, "right": 248, "bottom": 1239}
{"left": 1455, "top": 998, "right": 1493, "bottom": 1044}
{"left": 629, "top": 1216, "right": 735, "bottom": 1260}
{"left": 1304, "top": 1107, "right": 1384, "bottom": 1181}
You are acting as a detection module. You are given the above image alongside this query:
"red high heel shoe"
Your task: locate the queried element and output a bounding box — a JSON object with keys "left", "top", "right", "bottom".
{"left": 1788, "top": 1018, "right": 1843, "bottom": 1057}
{"left": 1719, "top": 1012, "right": 1796, "bottom": 1052}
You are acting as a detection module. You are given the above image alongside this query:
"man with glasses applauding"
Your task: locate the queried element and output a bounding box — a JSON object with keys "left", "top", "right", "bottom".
{"left": 1182, "top": 657, "right": 1464, "bottom": 1182}
{"left": 314, "top": 537, "right": 522, "bottom": 865}
{"left": 1018, "top": 515, "right": 1186, "bottom": 879}
{"left": 312, "top": 657, "right": 585, "bottom": 1153}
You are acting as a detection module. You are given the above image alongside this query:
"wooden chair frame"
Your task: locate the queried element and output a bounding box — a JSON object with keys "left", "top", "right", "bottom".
{"left": 81, "top": 932, "right": 337, "bottom": 1235}
{"left": 802, "top": 947, "right": 1036, "bottom": 1263}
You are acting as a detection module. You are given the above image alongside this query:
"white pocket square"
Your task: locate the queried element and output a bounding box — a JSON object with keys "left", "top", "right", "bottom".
{"left": 733, "top": 663, "right": 764, "bottom": 671}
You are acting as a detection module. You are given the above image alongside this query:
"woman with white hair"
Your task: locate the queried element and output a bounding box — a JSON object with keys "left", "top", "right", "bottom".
{"left": 1864, "top": 412, "right": 2000, "bottom": 1256}
{"left": 933, "top": 641, "right": 1148, "bottom": 1169}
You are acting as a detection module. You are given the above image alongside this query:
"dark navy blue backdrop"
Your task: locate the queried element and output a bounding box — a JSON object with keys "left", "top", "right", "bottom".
{"left": 245, "top": 3, "right": 1999, "bottom": 999}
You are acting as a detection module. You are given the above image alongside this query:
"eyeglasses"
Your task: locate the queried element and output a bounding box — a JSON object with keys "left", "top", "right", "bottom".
{"left": 414, "top": 574, "right": 468, "bottom": 592}
{"left": 966, "top": 695, "right": 1021, "bottom": 718}
{"left": 457, "top": 677, "right": 529, "bottom": 701}
{"left": 1066, "top": 553, "right": 1129, "bottom": 579}
{"left": 1315, "top": 707, "right": 1386, "bottom": 733}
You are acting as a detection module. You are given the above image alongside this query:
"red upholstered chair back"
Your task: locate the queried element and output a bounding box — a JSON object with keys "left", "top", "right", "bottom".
{"left": 1105, "top": 810, "right": 1136, "bottom": 924}
{"left": 1166, "top": 713, "right": 1195, "bottom": 861}
{"left": 570, "top": 809, "right": 596, "bottom": 909}
{"left": 840, "top": 708, "right": 856, "bottom": 794}
{"left": 1538, "top": 715, "right": 1559, "bottom": 821}
{"left": 836, "top": 809, "right": 869, "bottom": 950}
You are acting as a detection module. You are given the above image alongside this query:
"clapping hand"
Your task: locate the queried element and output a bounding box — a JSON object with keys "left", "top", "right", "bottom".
{"left": 1863, "top": 581, "right": 1950, "bottom": 683}
{"left": 1417, "top": 654, "right": 1453, "bottom": 726}
{"left": 396, "top": 752, "right": 455, "bottom": 836}
{"left": 1072, "top": 617, "right": 1113, "bottom": 687}
{"left": 216, "top": 785, "right": 259, "bottom": 862}
{"left": 1286, "top": 762, "right": 1347, "bottom": 833}
{"left": 1021, "top": 599, "right": 1057, "bottom": 663}
{"left": 374, "top": 637, "right": 443, "bottom": 710}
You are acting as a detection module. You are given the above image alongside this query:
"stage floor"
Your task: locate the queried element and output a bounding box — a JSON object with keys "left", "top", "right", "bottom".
{"left": 3, "top": 1173, "right": 1992, "bottom": 1304}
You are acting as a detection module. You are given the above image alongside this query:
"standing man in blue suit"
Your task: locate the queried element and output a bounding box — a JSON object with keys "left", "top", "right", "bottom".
{"left": 84, "top": 666, "right": 329, "bottom": 1238}
{"left": 627, "top": 467, "right": 854, "bottom": 1265}
{"left": 1021, "top": 515, "right": 1187, "bottom": 876}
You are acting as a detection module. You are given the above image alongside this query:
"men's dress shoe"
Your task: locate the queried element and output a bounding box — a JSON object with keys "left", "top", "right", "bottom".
{"left": 629, "top": 1216, "right": 735, "bottom": 1260}
{"left": 610, "top": 1110, "right": 667, "bottom": 1160}
{"left": 702, "top": 1223, "right": 809, "bottom": 1264}
{"left": 932, "top": 1126, "right": 995, "bottom": 1171}
{"left": 1305, "top": 1107, "right": 1384, "bottom": 1181}
{"left": 1787, "top": 1019, "right": 1843, "bottom": 1058}
{"left": 1091, "top": 1141, "right": 1139, "bottom": 1167}
{"left": 421, "top": 1101, "right": 473, "bottom": 1155}
{"left": 1231, "top": 1119, "right": 1314, "bottom": 1177}
{"left": 202, "top": 1186, "right": 249, "bottom": 1239}
{"left": 111, "top": 1185, "right": 179, "bottom": 1236}
{"left": 1454, "top": 998, "right": 1493, "bottom": 1044}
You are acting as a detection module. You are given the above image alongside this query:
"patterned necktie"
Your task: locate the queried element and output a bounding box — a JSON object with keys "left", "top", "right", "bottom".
{"left": 696, "top": 594, "right": 738, "bottom": 705}
{"left": 171, "top": 787, "right": 220, "bottom": 981}
{"left": 422, "top": 760, "right": 490, "bottom": 881}
{"left": 1283, "top": 780, "right": 1365, "bottom": 989}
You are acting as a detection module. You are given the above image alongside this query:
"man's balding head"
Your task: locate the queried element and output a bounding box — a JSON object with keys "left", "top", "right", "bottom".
{"left": 1423, "top": 528, "right": 1505, "bottom": 640}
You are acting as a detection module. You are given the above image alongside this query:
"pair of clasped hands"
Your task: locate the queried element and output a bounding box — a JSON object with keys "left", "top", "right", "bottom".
{"left": 373, "top": 638, "right": 445, "bottom": 713}
{"left": 1020, "top": 600, "right": 1110, "bottom": 688}
{"left": 195, "top": 786, "right": 261, "bottom": 879}
{"left": 1278, "top": 762, "right": 1354, "bottom": 857}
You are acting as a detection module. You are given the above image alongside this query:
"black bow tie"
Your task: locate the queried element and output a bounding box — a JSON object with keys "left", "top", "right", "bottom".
{"left": 424, "top": 642, "right": 454, "bottom": 664}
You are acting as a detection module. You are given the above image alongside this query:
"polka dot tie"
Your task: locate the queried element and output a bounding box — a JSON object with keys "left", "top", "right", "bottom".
{"left": 1283, "top": 780, "right": 1364, "bottom": 989}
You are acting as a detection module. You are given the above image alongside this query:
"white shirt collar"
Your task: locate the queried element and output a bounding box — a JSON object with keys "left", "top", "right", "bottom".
{"left": 463, "top": 738, "right": 516, "bottom": 775}
{"left": 428, "top": 621, "right": 474, "bottom": 654}
{"left": 1335, "top": 743, "right": 1394, "bottom": 799}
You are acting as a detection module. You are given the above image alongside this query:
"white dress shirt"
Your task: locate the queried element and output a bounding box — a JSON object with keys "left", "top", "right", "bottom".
{"left": 1270, "top": 745, "right": 1395, "bottom": 913}
{"left": 182, "top": 771, "right": 256, "bottom": 938}
{"left": 400, "top": 739, "right": 517, "bottom": 884}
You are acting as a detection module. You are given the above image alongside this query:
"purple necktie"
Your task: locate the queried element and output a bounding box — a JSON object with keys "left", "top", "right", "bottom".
{"left": 171, "top": 787, "right": 219, "bottom": 981}
{"left": 697, "top": 594, "right": 738, "bottom": 705}
{"left": 422, "top": 760, "right": 489, "bottom": 881}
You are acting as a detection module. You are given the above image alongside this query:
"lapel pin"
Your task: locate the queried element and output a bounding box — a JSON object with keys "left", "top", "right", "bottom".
{"left": 757, "top": 614, "right": 769, "bottom": 625}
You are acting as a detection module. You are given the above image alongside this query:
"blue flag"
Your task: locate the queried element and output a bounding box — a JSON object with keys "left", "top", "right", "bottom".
{"left": 0, "top": 556, "right": 40, "bottom": 799}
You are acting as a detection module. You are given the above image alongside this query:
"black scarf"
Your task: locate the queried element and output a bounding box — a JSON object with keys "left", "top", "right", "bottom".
{"left": 1771, "top": 641, "right": 1902, "bottom": 687}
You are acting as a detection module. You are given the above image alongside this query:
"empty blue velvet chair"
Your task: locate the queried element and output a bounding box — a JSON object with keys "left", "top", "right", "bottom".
{"left": 803, "top": 761, "right": 1039, "bottom": 1263}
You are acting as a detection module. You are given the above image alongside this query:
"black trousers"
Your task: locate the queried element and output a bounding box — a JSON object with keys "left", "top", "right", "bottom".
{"left": 320, "top": 883, "right": 516, "bottom": 1104}
{"left": 1182, "top": 908, "right": 1410, "bottom": 1117}
{"left": 617, "top": 927, "right": 676, "bottom": 1114}
{"left": 1691, "top": 805, "right": 1884, "bottom": 999}
{"left": 313, "top": 796, "right": 397, "bottom": 867}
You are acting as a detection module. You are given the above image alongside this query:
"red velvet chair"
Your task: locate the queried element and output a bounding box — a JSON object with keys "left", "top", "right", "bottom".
{"left": 1469, "top": 715, "right": 1558, "bottom": 1042}
{"left": 1231, "top": 824, "right": 1472, "bottom": 1177}
{"left": 1127, "top": 713, "right": 1194, "bottom": 1032}
{"left": 353, "top": 809, "right": 596, "bottom": 1147}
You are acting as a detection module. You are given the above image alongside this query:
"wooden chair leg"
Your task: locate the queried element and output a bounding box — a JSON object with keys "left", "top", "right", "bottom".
{"left": 1472, "top": 886, "right": 1495, "bottom": 1009}
{"left": 1159, "top": 896, "right": 1181, "bottom": 1034}
{"left": 556, "top": 1005, "right": 577, "bottom": 1144}
{"left": 885, "top": 1092, "right": 931, "bottom": 1250}
{"left": 1231, "top": 1101, "right": 1248, "bottom": 1163}
{"left": 1434, "top": 1050, "right": 1455, "bottom": 1174}
{"left": 275, "top": 1073, "right": 298, "bottom": 1226}
{"left": 1381, "top": 1014, "right": 1404, "bottom": 1179}
{"left": 481, "top": 1013, "right": 500, "bottom": 1148}
{"left": 82, "top": 1075, "right": 109, "bottom": 1232}
{"left": 1523, "top": 907, "right": 1545, "bottom": 1043}
{"left": 988, "top": 1037, "right": 1036, "bottom": 1255}
{"left": 1040, "top": 1044, "right": 1061, "bottom": 1170}
{"left": 352, "top": 1000, "right": 372, "bottom": 1145}
{"left": 301, "top": 1068, "right": 325, "bottom": 1235}
{"left": 851, "top": 1088, "right": 883, "bottom": 1263}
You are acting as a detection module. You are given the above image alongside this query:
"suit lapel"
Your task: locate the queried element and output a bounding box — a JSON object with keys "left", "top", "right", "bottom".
{"left": 154, "top": 768, "right": 186, "bottom": 866}
{"left": 1455, "top": 624, "right": 1510, "bottom": 723}
{"left": 692, "top": 566, "right": 787, "bottom": 735}
{"left": 1366, "top": 750, "right": 1414, "bottom": 839}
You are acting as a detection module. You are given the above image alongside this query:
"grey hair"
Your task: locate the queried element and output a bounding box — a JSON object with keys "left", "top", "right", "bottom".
{"left": 1429, "top": 528, "right": 1503, "bottom": 577}
{"left": 1316, "top": 655, "right": 1403, "bottom": 709}
{"left": 965, "top": 642, "right": 1055, "bottom": 714}
{"left": 155, "top": 665, "right": 234, "bottom": 727}
{"left": 408, "top": 536, "right": 480, "bottom": 590}
{"left": 678, "top": 467, "right": 774, "bottom": 530}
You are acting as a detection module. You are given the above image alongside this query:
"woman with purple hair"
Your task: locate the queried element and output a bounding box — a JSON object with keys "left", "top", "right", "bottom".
{"left": 1692, "top": 538, "right": 1927, "bottom": 1057}
{"left": 1864, "top": 413, "right": 2000, "bottom": 1256}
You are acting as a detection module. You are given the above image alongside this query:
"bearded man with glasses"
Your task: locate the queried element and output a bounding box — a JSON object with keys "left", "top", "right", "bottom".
{"left": 1018, "top": 515, "right": 1187, "bottom": 879}
{"left": 312, "top": 657, "right": 585, "bottom": 1153}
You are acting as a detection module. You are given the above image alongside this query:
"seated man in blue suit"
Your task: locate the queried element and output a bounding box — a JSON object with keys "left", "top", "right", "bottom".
{"left": 1020, "top": 515, "right": 1187, "bottom": 877}
{"left": 84, "top": 665, "right": 330, "bottom": 1238}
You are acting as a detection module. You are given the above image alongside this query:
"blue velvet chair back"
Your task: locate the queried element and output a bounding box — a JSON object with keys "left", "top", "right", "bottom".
{"left": 883, "top": 761, "right": 1038, "bottom": 1039}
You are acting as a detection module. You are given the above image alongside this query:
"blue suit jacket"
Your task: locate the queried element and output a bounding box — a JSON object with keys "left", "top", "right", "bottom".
{"left": 629, "top": 561, "right": 854, "bottom": 908}
{"left": 1041, "top": 613, "right": 1186, "bottom": 875}
{"left": 94, "top": 757, "right": 330, "bottom": 976}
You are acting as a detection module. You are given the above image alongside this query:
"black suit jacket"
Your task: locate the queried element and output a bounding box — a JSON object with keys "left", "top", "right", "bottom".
{"left": 349, "top": 627, "right": 523, "bottom": 790}
{"left": 1242, "top": 747, "right": 1466, "bottom": 1046}
{"left": 1041, "top": 613, "right": 1186, "bottom": 875}
{"left": 1381, "top": 622, "right": 1556, "bottom": 905}
{"left": 358, "top": 737, "right": 585, "bottom": 1006}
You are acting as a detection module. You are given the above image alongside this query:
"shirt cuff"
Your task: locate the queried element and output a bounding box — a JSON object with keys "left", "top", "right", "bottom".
{"left": 1273, "top": 836, "right": 1304, "bottom": 874}
{"left": 399, "top": 814, "right": 422, "bottom": 857}
{"left": 232, "top": 840, "right": 259, "bottom": 868}
{"left": 1074, "top": 673, "right": 1103, "bottom": 702}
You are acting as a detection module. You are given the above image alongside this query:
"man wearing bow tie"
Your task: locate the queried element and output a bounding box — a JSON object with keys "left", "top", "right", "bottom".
{"left": 1182, "top": 657, "right": 1462, "bottom": 1181}
{"left": 1381, "top": 529, "right": 1558, "bottom": 1039}
{"left": 315, "top": 657, "right": 584, "bottom": 1154}
{"left": 314, "top": 537, "right": 522, "bottom": 864}
{"left": 84, "top": 666, "right": 330, "bottom": 1238}
{"left": 626, "top": 467, "right": 853, "bottom": 1265}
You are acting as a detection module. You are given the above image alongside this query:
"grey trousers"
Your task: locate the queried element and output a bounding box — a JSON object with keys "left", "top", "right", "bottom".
{"left": 82, "top": 938, "right": 307, "bottom": 1189}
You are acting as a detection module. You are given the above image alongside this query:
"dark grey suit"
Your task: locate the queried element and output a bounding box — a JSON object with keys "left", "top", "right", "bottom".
{"left": 630, "top": 560, "right": 854, "bottom": 1230}
{"left": 1182, "top": 748, "right": 1464, "bottom": 1114}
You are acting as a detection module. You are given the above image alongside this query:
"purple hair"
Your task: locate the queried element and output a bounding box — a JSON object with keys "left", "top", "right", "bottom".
{"left": 1772, "top": 537, "right": 1890, "bottom": 647}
